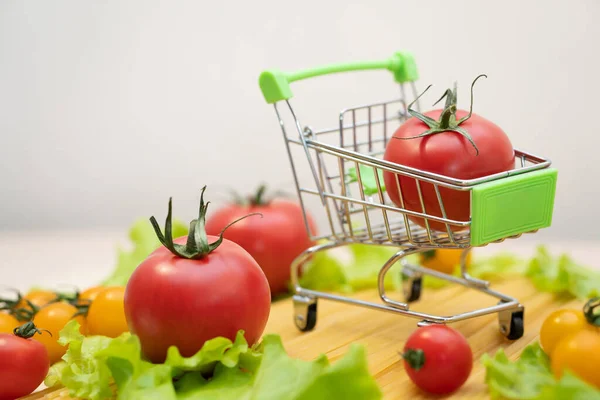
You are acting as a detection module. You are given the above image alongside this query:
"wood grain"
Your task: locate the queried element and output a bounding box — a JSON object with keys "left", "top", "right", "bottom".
{"left": 22, "top": 277, "right": 580, "bottom": 400}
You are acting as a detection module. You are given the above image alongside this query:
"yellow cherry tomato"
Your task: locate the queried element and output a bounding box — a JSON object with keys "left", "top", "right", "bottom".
{"left": 418, "top": 249, "right": 472, "bottom": 274}
{"left": 551, "top": 329, "right": 600, "bottom": 389}
{"left": 79, "top": 286, "right": 105, "bottom": 303}
{"left": 86, "top": 286, "right": 128, "bottom": 338}
{"left": 75, "top": 285, "right": 106, "bottom": 309}
{"left": 540, "top": 308, "right": 591, "bottom": 355}
{"left": 18, "top": 289, "right": 57, "bottom": 310}
{"left": 0, "top": 312, "right": 19, "bottom": 333}
{"left": 32, "top": 302, "right": 86, "bottom": 364}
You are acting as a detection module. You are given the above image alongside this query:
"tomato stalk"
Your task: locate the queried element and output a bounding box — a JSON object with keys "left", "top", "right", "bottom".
{"left": 9, "top": 306, "right": 36, "bottom": 322}
{"left": 251, "top": 184, "right": 268, "bottom": 206}
{"left": 584, "top": 297, "right": 600, "bottom": 327}
{"left": 396, "top": 74, "right": 488, "bottom": 155}
{"left": 150, "top": 186, "right": 262, "bottom": 259}
{"left": 0, "top": 292, "right": 38, "bottom": 322}
{"left": 241, "top": 183, "right": 292, "bottom": 206}
{"left": 0, "top": 288, "right": 23, "bottom": 310}
{"left": 13, "top": 321, "right": 51, "bottom": 339}
{"left": 401, "top": 348, "right": 426, "bottom": 371}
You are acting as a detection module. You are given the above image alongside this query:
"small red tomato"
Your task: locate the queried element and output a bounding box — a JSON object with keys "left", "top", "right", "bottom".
{"left": 0, "top": 321, "right": 50, "bottom": 400}
{"left": 205, "top": 184, "right": 318, "bottom": 295}
{"left": 401, "top": 324, "right": 473, "bottom": 395}
{"left": 125, "top": 188, "right": 271, "bottom": 363}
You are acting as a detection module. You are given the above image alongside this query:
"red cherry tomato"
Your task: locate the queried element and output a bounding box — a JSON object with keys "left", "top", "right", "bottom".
{"left": 401, "top": 324, "right": 473, "bottom": 395}
{"left": 383, "top": 77, "right": 514, "bottom": 232}
{"left": 125, "top": 189, "right": 271, "bottom": 363}
{"left": 205, "top": 185, "right": 317, "bottom": 295}
{"left": 0, "top": 322, "right": 50, "bottom": 400}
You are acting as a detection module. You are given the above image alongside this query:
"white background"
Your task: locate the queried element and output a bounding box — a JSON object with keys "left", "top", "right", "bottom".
{"left": 1, "top": 0, "right": 599, "bottom": 243}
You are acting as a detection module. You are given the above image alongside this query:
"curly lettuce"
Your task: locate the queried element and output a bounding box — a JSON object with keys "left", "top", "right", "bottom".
{"left": 46, "top": 320, "right": 382, "bottom": 400}
{"left": 481, "top": 342, "right": 600, "bottom": 399}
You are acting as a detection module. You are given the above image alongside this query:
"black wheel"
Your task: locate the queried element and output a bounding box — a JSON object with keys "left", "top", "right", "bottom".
{"left": 505, "top": 310, "right": 524, "bottom": 340}
{"left": 403, "top": 276, "right": 422, "bottom": 303}
{"left": 293, "top": 295, "right": 317, "bottom": 332}
{"left": 498, "top": 301, "right": 524, "bottom": 340}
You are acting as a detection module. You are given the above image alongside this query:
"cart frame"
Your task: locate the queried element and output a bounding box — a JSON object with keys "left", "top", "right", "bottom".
{"left": 258, "top": 51, "right": 558, "bottom": 339}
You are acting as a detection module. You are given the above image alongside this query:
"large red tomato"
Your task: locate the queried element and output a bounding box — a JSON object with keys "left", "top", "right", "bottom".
{"left": 383, "top": 76, "right": 515, "bottom": 233}
{"left": 205, "top": 185, "right": 317, "bottom": 295}
{"left": 124, "top": 189, "right": 271, "bottom": 363}
{"left": 0, "top": 322, "right": 50, "bottom": 400}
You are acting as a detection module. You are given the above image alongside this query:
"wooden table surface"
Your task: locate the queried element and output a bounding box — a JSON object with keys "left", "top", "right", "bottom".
{"left": 25, "top": 275, "right": 583, "bottom": 400}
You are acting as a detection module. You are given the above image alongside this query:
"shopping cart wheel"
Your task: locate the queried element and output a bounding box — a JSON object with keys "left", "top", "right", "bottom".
{"left": 293, "top": 294, "right": 317, "bottom": 332}
{"left": 402, "top": 269, "right": 422, "bottom": 303}
{"left": 497, "top": 300, "right": 524, "bottom": 340}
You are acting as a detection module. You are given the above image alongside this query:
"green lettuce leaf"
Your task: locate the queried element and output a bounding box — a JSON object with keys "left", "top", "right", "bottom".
{"left": 346, "top": 166, "right": 386, "bottom": 195}
{"left": 299, "top": 243, "right": 402, "bottom": 293}
{"left": 102, "top": 218, "right": 188, "bottom": 286}
{"left": 174, "top": 335, "right": 382, "bottom": 400}
{"left": 481, "top": 342, "right": 600, "bottom": 399}
{"left": 297, "top": 247, "right": 348, "bottom": 292}
{"left": 300, "top": 243, "right": 599, "bottom": 300}
{"left": 47, "top": 321, "right": 382, "bottom": 400}
{"left": 469, "top": 252, "right": 528, "bottom": 281}
{"left": 45, "top": 319, "right": 116, "bottom": 400}
{"left": 97, "top": 333, "right": 178, "bottom": 400}
{"left": 525, "top": 246, "right": 600, "bottom": 299}
{"left": 164, "top": 330, "right": 254, "bottom": 374}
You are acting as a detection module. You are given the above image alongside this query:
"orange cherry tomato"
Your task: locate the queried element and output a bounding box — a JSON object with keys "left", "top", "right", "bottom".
{"left": 18, "top": 289, "right": 57, "bottom": 310}
{"left": 418, "top": 249, "right": 472, "bottom": 274}
{"left": 86, "top": 286, "right": 128, "bottom": 338}
{"left": 79, "top": 286, "right": 106, "bottom": 303}
{"left": 0, "top": 312, "right": 19, "bottom": 334}
{"left": 540, "top": 308, "right": 591, "bottom": 355}
{"left": 551, "top": 329, "right": 600, "bottom": 389}
{"left": 32, "top": 302, "right": 86, "bottom": 364}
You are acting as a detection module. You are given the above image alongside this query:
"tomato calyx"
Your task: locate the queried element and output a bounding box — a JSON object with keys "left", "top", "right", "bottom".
{"left": 13, "top": 321, "right": 52, "bottom": 339}
{"left": 401, "top": 348, "right": 426, "bottom": 371}
{"left": 584, "top": 297, "right": 600, "bottom": 327}
{"left": 249, "top": 184, "right": 269, "bottom": 206}
{"left": 229, "top": 183, "right": 292, "bottom": 206}
{"left": 150, "top": 186, "right": 262, "bottom": 260}
{"left": 421, "top": 250, "right": 437, "bottom": 261}
{"left": 395, "top": 74, "right": 488, "bottom": 156}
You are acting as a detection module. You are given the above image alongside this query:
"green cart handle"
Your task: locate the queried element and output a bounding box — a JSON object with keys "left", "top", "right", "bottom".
{"left": 258, "top": 51, "right": 419, "bottom": 104}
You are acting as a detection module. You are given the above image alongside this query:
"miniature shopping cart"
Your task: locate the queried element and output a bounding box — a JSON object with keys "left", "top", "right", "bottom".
{"left": 258, "top": 51, "right": 557, "bottom": 340}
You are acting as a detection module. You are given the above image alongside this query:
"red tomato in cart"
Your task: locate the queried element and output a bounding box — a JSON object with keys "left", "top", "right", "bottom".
{"left": 124, "top": 187, "right": 271, "bottom": 363}
{"left": 0, "top": 322, "right": 50, "bottom": 400}
{"left": 205, "top": 184, "right": 318, "bottom": 295}
{"left": 383, "top": 75, "right": 515, "bottom": 233}
{"left": 401, "top": 324, "right": 473, "bottom": 395}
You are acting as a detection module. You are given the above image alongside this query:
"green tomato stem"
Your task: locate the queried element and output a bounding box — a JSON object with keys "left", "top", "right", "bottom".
{"left": 251, "top": 184, "right": 268, "bottom": 206}
{"left": 394, "top": 74, "right": 488, "bottom": 156}
{"left": 401, "top": 348, "right": 426, "bottom": 371}
{"left": 13, "top": 321, "right": 52, "bottom": 339}
{"left": 150, "top": 186, "right": 262, "bottom": 260}
{"left": 584, "top": 297, "right": 600, "bottom": 327}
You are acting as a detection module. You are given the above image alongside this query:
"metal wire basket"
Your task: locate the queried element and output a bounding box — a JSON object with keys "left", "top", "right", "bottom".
{"left": 258, "top": 51, "right": 558, "bottom": 340}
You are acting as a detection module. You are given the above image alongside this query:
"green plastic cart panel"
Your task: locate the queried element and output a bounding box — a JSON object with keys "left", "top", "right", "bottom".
{"left": 470, "top": 168, "right": 558, "bottom": 246}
